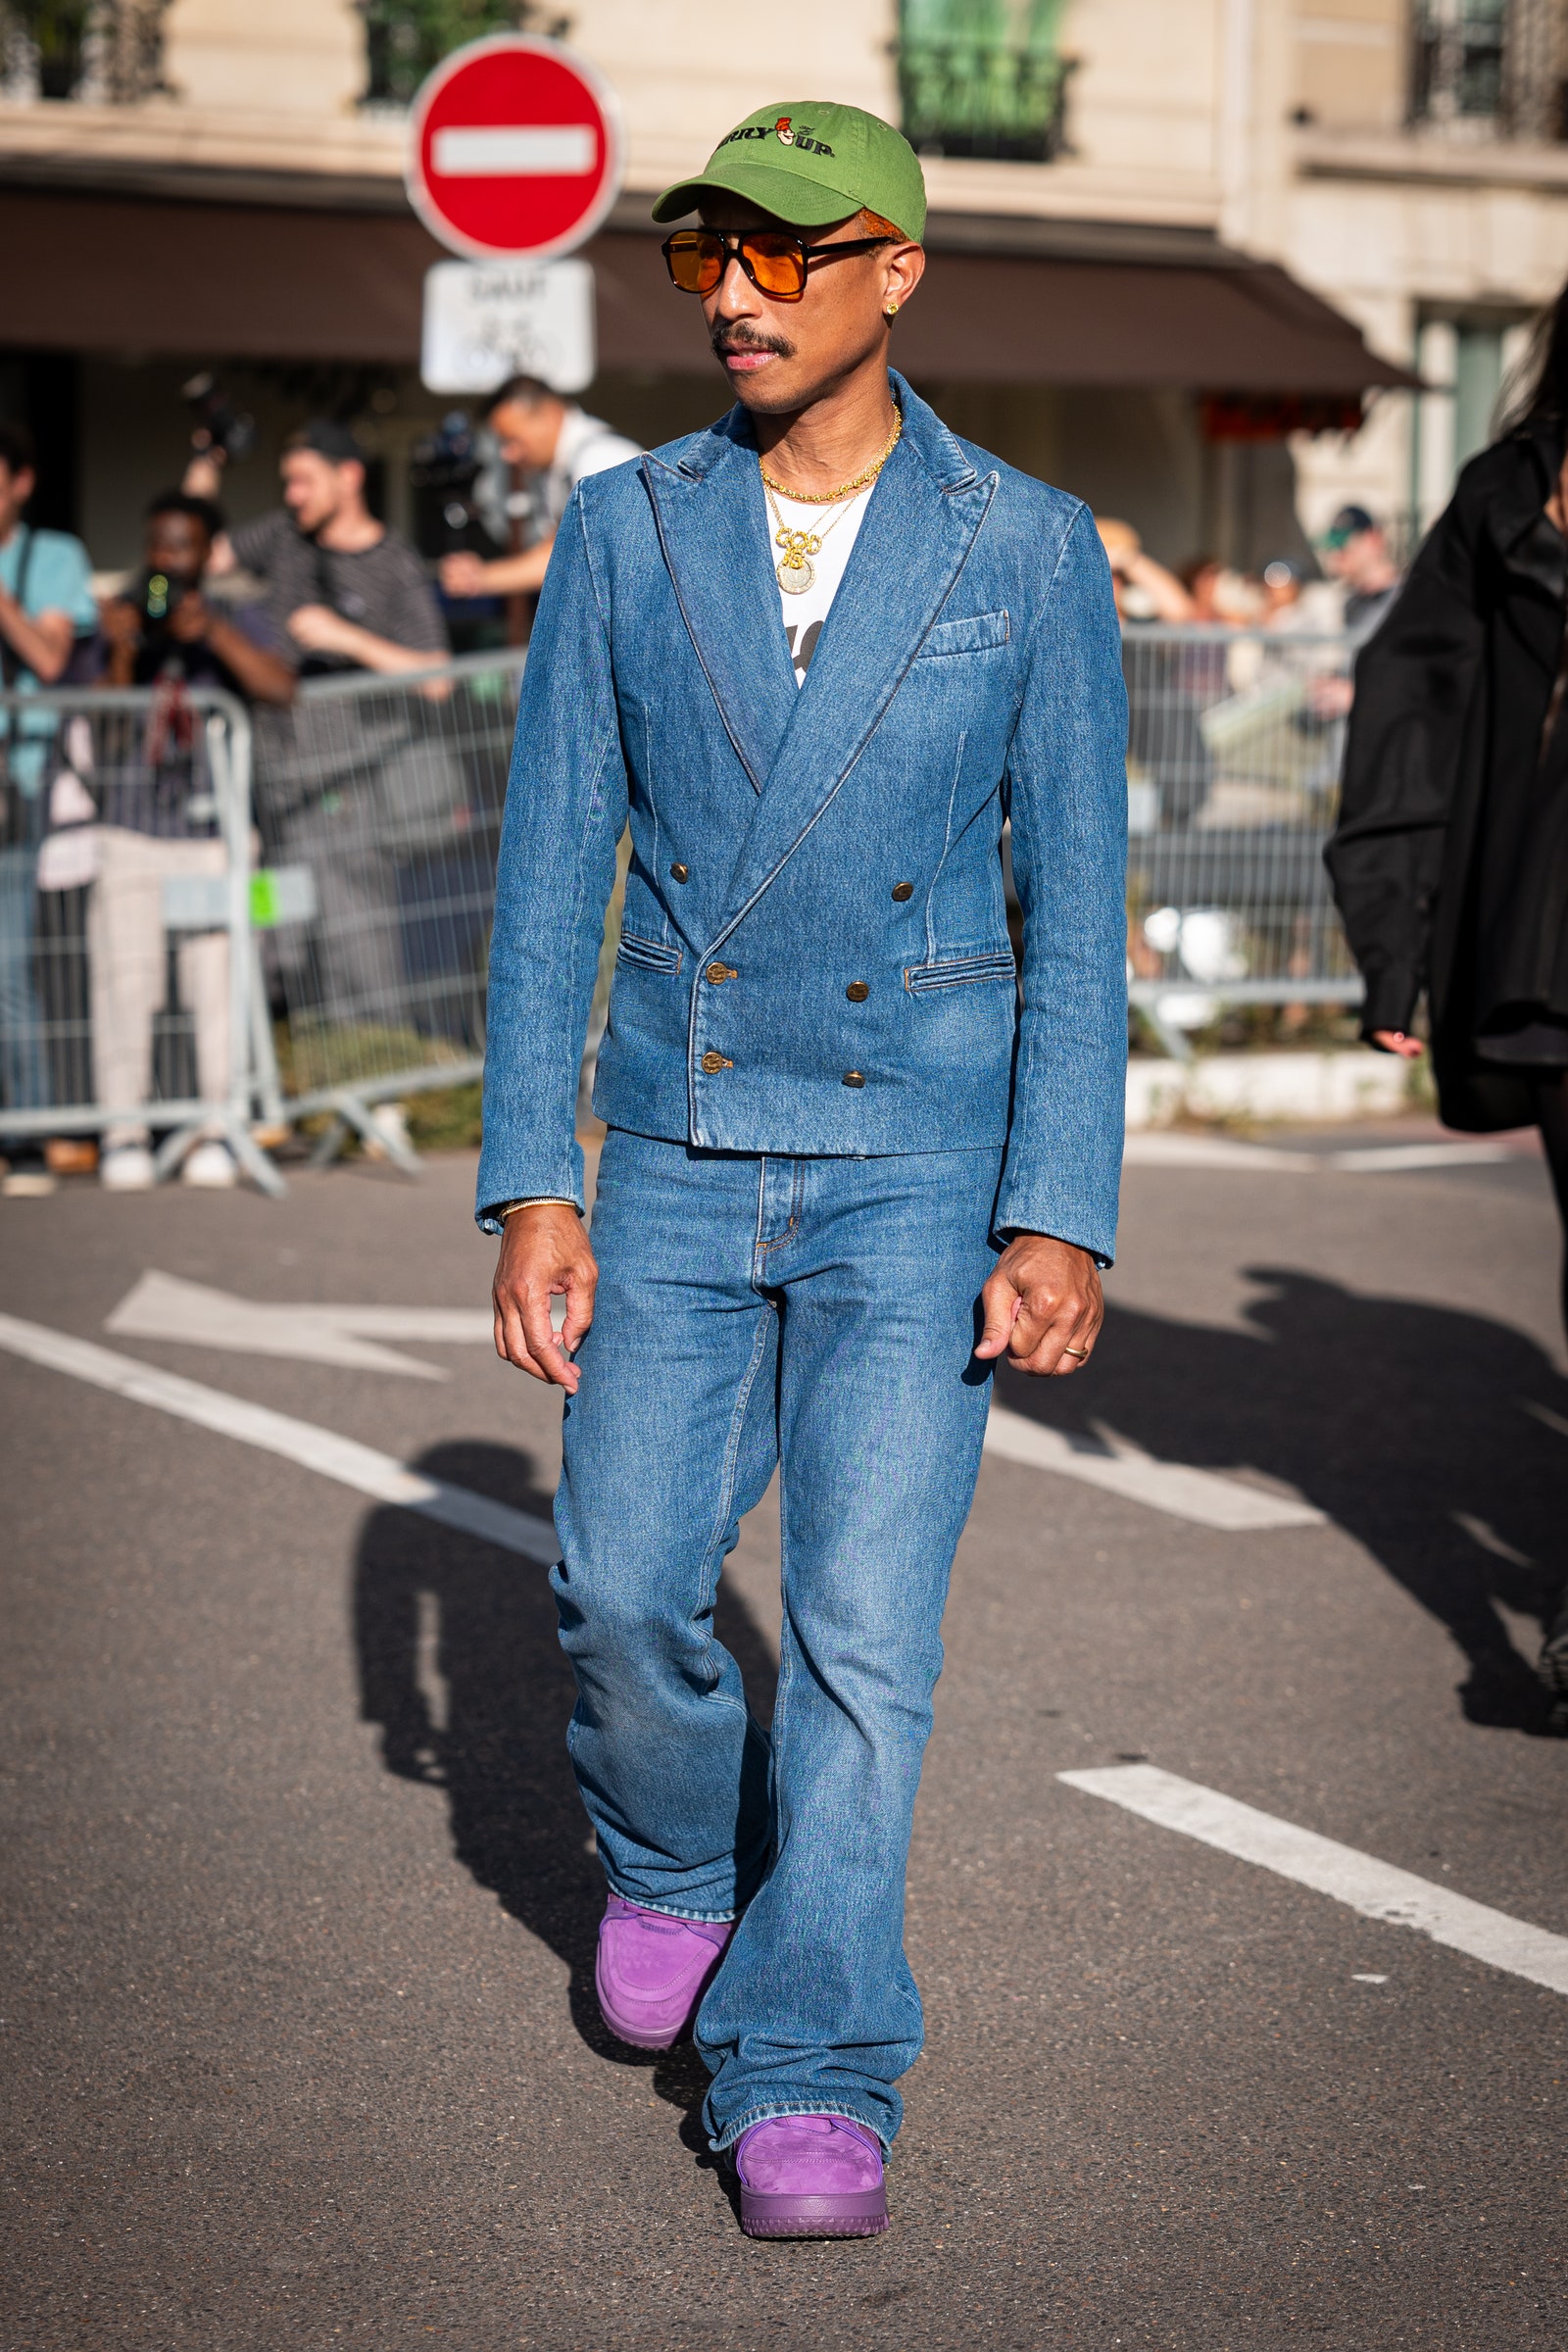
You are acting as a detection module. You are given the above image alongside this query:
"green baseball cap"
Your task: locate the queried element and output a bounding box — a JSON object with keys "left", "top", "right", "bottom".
{"left": 652, "top": 101, "right": 926, "bottom": 241}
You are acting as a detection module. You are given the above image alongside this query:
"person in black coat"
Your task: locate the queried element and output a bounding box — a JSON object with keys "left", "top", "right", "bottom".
{"left": 1327, "top": 282, "right": 1568, "bottom": 1723}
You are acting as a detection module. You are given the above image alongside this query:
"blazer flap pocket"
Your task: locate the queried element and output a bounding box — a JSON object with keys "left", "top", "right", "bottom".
{"left": 905, "top": 950, "right": 1017, "bottom": 996}
{"left": 616, "top": 930, "right": 683, "bottom": 976}
{"left": 918, "top": 609, "right": 1010, "bottom": 660}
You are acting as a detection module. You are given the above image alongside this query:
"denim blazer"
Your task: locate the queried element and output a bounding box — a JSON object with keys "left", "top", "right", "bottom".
{"left": 477, "top": 375, "right": 1128, "bottom": 1263}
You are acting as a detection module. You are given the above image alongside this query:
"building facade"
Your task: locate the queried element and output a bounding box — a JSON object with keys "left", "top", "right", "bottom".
{"left": 1, "top": 0, "right": 1564, "bottom": 571}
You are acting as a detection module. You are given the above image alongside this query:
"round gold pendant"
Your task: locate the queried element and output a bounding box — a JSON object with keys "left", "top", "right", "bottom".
{"left": 777, "top": 554, "right": 815, "bottom": 595}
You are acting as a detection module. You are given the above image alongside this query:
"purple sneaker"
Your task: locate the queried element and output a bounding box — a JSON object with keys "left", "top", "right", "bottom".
{"left": 734, "top": 2114, "right": 889, "bottom": 2238}
{"left": 594, "top": 1892, "right": 732, "bottom": 2050}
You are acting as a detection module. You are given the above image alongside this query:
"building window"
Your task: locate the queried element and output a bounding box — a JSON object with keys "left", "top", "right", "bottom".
{"left": 359, "top": 1, "right": 569, "bottom": 109}
{"left": 0, "top": 0, "right": 168, "bottom": 102}
{"left": 897, "top": 0, "right": 1072, "bottom": 165}
{"left": 1408, "top": 0, "right": 1568, "bottom": 141}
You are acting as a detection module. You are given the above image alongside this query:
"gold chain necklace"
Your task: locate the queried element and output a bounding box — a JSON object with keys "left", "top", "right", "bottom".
{"left": 759, "top": 411, "right": 903, "bottom": 505}
{"left": 760, "top": 413, "right": 902, "bottom": 597}
{"left": 762, "top": 476, "right": 864, "bottom": 598}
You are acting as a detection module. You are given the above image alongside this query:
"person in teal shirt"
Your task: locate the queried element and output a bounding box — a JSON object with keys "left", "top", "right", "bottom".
{"left": 0, "top": 420, "right": 99, "bottom": 1173}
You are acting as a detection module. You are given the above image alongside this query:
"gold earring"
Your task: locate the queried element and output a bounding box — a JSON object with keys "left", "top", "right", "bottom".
{"left": 884, "top": 300, "right": 900, "bottom": 318}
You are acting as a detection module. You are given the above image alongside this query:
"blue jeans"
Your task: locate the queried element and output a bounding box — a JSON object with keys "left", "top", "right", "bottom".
{"left": 553, "top": 1129, "right": 1004, "bottom": 2151}
{"left": 0, "top": 836, "right": 47, "bottom": 1142}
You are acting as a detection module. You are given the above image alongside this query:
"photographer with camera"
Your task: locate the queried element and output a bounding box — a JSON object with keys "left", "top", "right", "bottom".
{"left": 438, "top": 376, "right": 640, "bottom": 604}
{"left": 90, "top": 491, "right": 293, "bottom": 1193}
{"left": 0, "top": 419, "right": 100, "bottom": 1197}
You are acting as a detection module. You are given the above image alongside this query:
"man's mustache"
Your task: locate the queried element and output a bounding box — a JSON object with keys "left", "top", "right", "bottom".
{"left": 710, "top": 325, "right": 796, "bottom": 361}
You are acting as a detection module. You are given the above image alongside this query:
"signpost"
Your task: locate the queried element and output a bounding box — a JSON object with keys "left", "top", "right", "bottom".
{"left": 408, "top": 34, "right": 622, "bottom": 641}
{"left": 420, "top": 256, "right": 595, "bottom": 395}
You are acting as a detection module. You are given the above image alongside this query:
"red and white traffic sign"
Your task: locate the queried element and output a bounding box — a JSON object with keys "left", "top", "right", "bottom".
{"left": 406, "top": 33, "right": 623, "bottom": 262}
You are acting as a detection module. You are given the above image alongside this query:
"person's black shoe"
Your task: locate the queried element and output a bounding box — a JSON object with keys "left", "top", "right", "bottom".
{"left": 1537, "top": 1596, "right": 1568, "bottom": 1737}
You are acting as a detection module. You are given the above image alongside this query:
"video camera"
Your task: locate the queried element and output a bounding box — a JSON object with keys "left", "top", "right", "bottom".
{"left": 182, "top": 371, "right": 255, "bottom": 467}
{"left": 410, "top": 411, "right": 503, "bottom": 561}
{"left": 130, "top": 565, "right": 189, "bottom": 650}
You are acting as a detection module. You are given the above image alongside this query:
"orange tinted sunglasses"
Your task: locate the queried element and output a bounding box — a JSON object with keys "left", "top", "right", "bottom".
{"left": 662, "top": 228, "right": 893, "bottom": 302}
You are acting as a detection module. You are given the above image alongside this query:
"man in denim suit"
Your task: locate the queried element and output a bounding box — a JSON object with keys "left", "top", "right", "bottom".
{"left": 478, "top": 102, "right": 1127, "bottom": 2239}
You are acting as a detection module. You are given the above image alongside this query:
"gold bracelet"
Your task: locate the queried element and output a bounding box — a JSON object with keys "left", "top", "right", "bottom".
{"left": 500, "top": 1198, "right": 576, "bottom": 1219}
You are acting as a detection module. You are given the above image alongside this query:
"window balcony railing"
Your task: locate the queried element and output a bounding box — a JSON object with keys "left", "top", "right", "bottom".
{"left": 897, "top": 0, "right": 1071, "bottom": 165}
{"left": 0, "top": 0, "right": 168, "bottom": 102}
{"left": 1408, "top": 0, "right": 1568, "bottom": 142}
{"left": 359, "top": 0, "right": 569, "bottom": 111}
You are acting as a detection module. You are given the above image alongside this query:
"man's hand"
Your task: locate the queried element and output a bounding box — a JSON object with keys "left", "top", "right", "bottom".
{"left": 167, "top": 592, "right": 212, "bottom": 644}
{"left": 1371, "top": 1028, "right": 1425, "bottom": 1060}
{"left": 975, "top": 1233, "right": 1102, "bottom": 1378}
{"left": 439, "top": 551, "right": 489, "bottom": 599}
{"left": 492, "top": 1202, "right": 598, "bottom": 1394}
{"left": 98, "top": 598, "right": 140, "bottom": 651}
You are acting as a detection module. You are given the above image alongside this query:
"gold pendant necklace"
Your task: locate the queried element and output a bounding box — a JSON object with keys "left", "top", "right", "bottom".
{"left": 762, "top": 477, "right": 860, "bottom": 596}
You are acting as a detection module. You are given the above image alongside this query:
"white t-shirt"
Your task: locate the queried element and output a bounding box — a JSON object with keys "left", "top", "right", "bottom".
{"left": 767, "top": 481, "right": 873, "bottom": 685}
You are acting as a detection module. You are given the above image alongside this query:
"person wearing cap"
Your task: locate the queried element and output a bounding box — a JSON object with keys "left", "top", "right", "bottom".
{"left": 210, "top": 420, "right": 448, "bottom": 678}
{"left": 480, "top": 103, "right": 1127, "bottom": 2239}
{"left": 1318, "top": 504, "right": 1402, "bottom": 640}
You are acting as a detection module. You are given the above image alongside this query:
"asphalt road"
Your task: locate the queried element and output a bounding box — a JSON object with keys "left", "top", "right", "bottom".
{"left": 3, "top": 1125, "right": 1565, "bottom": 2351}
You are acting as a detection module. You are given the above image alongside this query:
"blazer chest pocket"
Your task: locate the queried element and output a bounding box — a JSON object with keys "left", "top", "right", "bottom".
{"left": 616, "top": 931, "right": 682, "bottom": 976}
{"left": 905, "top": 950, "right": 1016, "bottom": 996}
{"left": 917, "top": 610, "right": 1009, "bottom": 660}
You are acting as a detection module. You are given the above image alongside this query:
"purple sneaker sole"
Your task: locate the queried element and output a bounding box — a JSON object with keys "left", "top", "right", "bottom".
{"left": 738, "top": 2184, "right": 889, "bottom": 2239}
{"left": 733, "top": 2114, "right": 890, "bottom": 2239}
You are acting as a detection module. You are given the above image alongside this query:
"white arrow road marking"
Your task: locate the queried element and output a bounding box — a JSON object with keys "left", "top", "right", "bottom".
{"left": 432, "top": 125, "right": 596, "bottom": 175}
{"left": 0, "top": 1312, "right": 559, "bottom": 1563}
{"left": 983, "top": 1403, "right": 1324, "bottom": 1530}
{"left": 107, "top": 1270, "right": 493, "bottom": 1379}
{"left": 1060, "top": 1764, "right": 1568, "bottom": 1997}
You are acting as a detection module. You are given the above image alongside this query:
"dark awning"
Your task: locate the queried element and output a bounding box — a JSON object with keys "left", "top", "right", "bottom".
{"left": 0, "top": 182, "right": 1411, "bottom": 395}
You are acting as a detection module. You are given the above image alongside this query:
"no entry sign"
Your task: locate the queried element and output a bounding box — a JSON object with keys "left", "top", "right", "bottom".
{"left": 406, "top": 33, "right": 623, "bottom": 261}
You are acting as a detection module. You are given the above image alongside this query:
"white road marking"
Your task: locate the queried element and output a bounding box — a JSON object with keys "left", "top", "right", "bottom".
{"left": 431, "top": 125, "right": 596, "bottom": 176}
{"left": 983, "top": 1404, "right": 1324, "bottom": 1530}
{"left": 1329, "top": 1141, "right": 1518, "bottom": 1173}
{"left": 1059, "top": 1763, "right": 1568, "bottom": 1997}
{"left": 0, "top": 1312, "right": 559, "bottom": 1563}
{"left": 1121, "top": 1132, "right": 1518, "bottom": 1176}
{"left": 1121, "top": 1134, "right": 1312, "bottom": 1172}
{"left": 107, "top": 1269, "right": 492, "bottom": 1379}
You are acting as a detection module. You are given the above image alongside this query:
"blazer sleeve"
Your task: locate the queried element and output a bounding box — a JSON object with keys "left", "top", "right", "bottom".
{"left": 475, "top": 490, "right": 629, "bottom": 1229}
{"left": 1324, "top": 486, "right": 1486, "bottom": 1039}
{"left": 996, "top": 503, "right": 1129, "bottom": 1264}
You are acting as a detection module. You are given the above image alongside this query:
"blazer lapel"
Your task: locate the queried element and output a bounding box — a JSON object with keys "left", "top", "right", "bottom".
{"left": 710, "top": 380, "right": 997, "bottom": 941}
{"left": 642, "top": 420, "right": 799, "bottom": 793}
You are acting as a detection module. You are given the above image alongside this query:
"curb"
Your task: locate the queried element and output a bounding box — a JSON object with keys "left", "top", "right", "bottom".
{"left": 1127, "top": 1049, "right": 1416, "bottom": 1130}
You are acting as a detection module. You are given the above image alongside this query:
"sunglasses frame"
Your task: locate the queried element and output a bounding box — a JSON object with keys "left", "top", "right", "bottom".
{"left": 661, "top": 227, "right": 895, "bottom": 303}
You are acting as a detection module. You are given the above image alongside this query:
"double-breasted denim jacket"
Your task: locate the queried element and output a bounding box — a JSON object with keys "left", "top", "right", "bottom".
{"left": 476, "top": 376, "right": 1128, "bottom": 1264}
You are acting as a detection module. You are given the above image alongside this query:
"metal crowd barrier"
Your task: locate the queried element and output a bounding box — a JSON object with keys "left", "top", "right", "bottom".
{"left": 0, "top": 628, "right": 1372, "bottom": 1196}
{"left": 249, "top": 649, "right": 525, "bottom": 1171}
{"left": 0, "top": 681, "right": 281, "bottom": 1192}
{"left": 1118, "top": 624, "right": 1363, "bottom": 1059}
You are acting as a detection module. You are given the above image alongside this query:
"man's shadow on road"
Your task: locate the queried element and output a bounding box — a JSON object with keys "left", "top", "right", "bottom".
{"left": 998, "top": 1265, "right": 1568, "bottom": 1736}
{"left": 350, "top": 1440, "right": 777, "bottom": 2135}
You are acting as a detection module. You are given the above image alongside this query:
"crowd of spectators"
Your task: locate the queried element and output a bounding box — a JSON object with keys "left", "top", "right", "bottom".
{"left": 0, "top": 415, "right": 457, "bottom": 1197}
{"left": 1096, "top": 504, "right": 1402, "bottom": 642}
